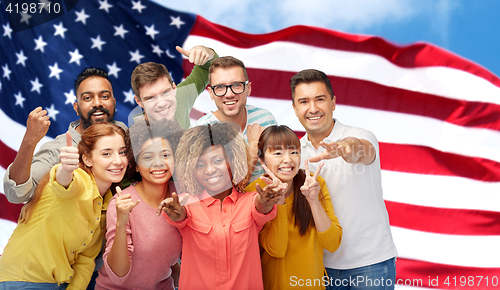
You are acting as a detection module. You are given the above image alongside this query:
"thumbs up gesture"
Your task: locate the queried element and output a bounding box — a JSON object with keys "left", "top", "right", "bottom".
{"left": 176, "top": 45, "right": 215, "bottom": 66}
{"left": 56, "top": 132, "right": 79, "bottom": 187}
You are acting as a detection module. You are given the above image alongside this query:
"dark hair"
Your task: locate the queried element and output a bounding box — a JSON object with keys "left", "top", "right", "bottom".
{"left": 175, "top": 123, "right": 250, "bottom": 194}
{"left": 127, "top": 118, "right": 184, "bottom": 181}
{"left": 257, "top": 125, "right": 324, "bottom": 236}
{"left": 131, "top": 62, "right": 173, "bottom": 100}
{"left": 74, "top": 67, "right": 112, "bottom": 97}
{"left": 289, "top": 69, "right": 335, "bottom": 104}
{"left": 209, "top": 56, "right": 248, "bottom": 84}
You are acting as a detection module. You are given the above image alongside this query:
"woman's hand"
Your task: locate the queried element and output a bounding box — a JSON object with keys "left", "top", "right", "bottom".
{"left": 157, "top": 193, "right": 187, "bottom": 222}
{"left": 256, "top": 164, "right": 288, "bottom": 205}
{"left": 300, "top": 160, "right": 324, "bottom": 202}
{"left": 56, "top": 132, "right": 80, "bottom": 187}
{"left": 115, "top": 187, "right": 140, "bottom": 225}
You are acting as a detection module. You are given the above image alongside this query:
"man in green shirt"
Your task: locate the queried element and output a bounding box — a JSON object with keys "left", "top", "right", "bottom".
{"left": 131, "top": 45, "right": 218, "bottom": 129}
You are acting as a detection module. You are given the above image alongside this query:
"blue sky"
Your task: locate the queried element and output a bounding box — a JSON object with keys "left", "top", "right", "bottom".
{"left": 154, "top": 0, "right": 500, "bottom": 78}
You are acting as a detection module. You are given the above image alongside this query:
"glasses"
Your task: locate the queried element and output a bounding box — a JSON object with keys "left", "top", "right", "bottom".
{"left": 210, "top": 81, "right": 249, "bottom": 97}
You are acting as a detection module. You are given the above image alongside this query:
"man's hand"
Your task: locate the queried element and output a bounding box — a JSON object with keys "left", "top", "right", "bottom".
{"left": 157, "top": 192, "right": 188, "bottom": 222}
{"left": 176, "top": 45, "right": 215, "bottom": 66}
{"left": 25, "top": 106, "right": 51, "bottom": 146}
{"left": 246, "top": 124, "right": 265, "bottom": 146}
{"left": 247, "top": 123, "right": 265, "bottom": 169}
{"left": 309, "top": 137, "right": 375, "bottom": 165}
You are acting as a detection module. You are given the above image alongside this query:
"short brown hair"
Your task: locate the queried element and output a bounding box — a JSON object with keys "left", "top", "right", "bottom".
{"left": 209, "top": 56, "right": 248, "bottom": 84}
{"left": 289, "top": 69, "right": 335, "bottom": 104}
{"left": 131, "top": 62, "right": 173, "bottom": 99}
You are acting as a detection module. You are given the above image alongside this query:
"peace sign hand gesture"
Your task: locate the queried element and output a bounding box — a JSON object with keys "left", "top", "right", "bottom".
{"left": 300, "top": 160, "right": 324, "bottom": 202}
{"left": 115, "top": 187, "right": 140, "bottom": 225}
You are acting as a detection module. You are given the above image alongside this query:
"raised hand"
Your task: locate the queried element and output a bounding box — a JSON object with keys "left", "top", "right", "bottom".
{"left": 176, "top": 45, "right": 214, "bottom": 66}
{"left": 157, "top": 192, "right": 187, "bottom": 222}
{"left": 256, "top": 164, "right": 288, "bottom": 206}
{"left": 60, "top": 131, "right": 79, "bottom": 172}
{"left": 246, "top": 124, "right": 264, "bottom": 148}
{"left": 115, "top": 187, "right": 140, "bottom": 225}
{"left": 25, "top": 106, "right": 51, "bottom": 147}
{"left": 56, "top": 132, "right": 80, "bottom": 187}
{"left": 300, "top": 160, "right": 324, "bottom": 202}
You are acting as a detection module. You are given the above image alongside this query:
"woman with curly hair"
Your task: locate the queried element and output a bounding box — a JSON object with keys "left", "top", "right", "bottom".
{"left": 246, "top": 125, "right": 342, "bottom": 290}
{"left": 158, "top": 122, "right": 282, "bottom": 289}
{"left": 95, "top": 119, "right": 184, "bottom": 290}
{"left": 0, "top": 123, "right": 130, "bottom": 289}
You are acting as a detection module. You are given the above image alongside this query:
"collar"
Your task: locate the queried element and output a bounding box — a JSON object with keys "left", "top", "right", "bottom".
{"left": 89, "top": 172, "right": 113, "bottom": 211}
{"left": 198, "top": 187, "right": 239, "bottom": 207}
{"left": 101, "top": 189, "right": 113, "bottom": 211}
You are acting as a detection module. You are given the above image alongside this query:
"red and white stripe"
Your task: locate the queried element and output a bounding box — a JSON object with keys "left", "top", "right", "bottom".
{"left": 185, "top": 16, "right": 500, "bottom": 289}
{"left": 2, "top": 15, "right": 499, "bottom": 288}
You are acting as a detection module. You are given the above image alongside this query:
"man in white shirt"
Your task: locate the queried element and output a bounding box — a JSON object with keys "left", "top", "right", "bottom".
{"left": 290, "top": 69, "right": 397, "bottom": 290}
{"left": 195, "top": 56, "right": 277, "bottom": 182}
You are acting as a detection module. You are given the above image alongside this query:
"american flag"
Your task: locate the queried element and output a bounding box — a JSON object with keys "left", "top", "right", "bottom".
{"left": 1, "top": 0, "right": 500, "bottom": 289}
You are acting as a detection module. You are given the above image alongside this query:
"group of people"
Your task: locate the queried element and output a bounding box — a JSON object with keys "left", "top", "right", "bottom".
{"left": 1, "top": 43, "right": 397, "bottom": 290}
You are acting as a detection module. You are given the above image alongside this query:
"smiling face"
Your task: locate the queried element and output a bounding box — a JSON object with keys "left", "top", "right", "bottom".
{"left": 195, "top": 145, "right": 233, "bottom": 198}
{"left": 135, "top": 76, "right": 177, "bottom": 122}
{"left": 208, "top": 66, "right": 250, "bottom": 120}
{"left": 74, "top": 76, "right": 116, "bottom": 130}
{"left": 292, "top": 81, "right": 335, "bottom": 137}
{"left": 83, "top": 133, "right": 128, "bottom": 193}
{"left": 136, "top": 138, "right": 174, "bottom": 186}
{"left": 263, "top": 146, "right": 301, "bottom": 184}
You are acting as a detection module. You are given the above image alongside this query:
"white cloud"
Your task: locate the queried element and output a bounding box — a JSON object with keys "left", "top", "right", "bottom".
{"left": 154, "top": 0, "right": 459, "bottom": 42}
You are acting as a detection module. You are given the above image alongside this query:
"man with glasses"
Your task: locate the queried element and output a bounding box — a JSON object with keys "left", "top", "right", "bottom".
{"left": 194, "top": 56, "right": 277, "bottom": 182}
{"left": 131, "top": 45, "right": 217, "bottom": 129}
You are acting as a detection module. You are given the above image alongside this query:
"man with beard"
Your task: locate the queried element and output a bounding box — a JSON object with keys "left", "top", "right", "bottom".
{"left": 3, "top": 67, "right": 124, "bottom": 204}
{"left": 4, "top": 45, "right": 216, "bottom": 204}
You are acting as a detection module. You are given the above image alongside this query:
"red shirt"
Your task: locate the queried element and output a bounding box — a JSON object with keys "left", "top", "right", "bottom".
{"left": 164, "top": 188, "right": 277, "bottom": 290}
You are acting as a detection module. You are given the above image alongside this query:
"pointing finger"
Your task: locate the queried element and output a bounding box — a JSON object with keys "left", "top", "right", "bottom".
{"left": 172, "top": 192, "right": 179, "bottom": 204}
{"left": 176, "top": 46, "right": 188, "bottom": 57}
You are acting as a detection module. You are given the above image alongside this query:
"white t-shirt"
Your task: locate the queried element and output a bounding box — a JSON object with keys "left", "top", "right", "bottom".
{"left": 300, "top": 119, "right": 397, "bottom": 269}
{"left": 194, "top": 104, "right": 277, "bottom": 182}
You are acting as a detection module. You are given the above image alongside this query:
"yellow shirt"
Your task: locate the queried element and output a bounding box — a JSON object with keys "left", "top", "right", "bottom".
{"left": 245, "top": 175, "right": 342, "bottom": 290}
{"left": 0, "top": 165, "right": 112, "bottom": 290}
